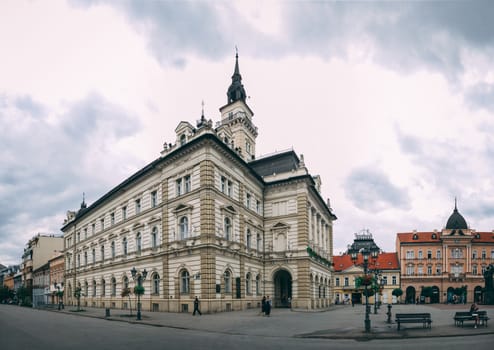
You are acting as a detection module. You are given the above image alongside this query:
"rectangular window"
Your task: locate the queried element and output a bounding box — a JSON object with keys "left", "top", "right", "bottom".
{"left": 101, "top": 246, "right": 105, "bottom": 261}
{"left": 135, "top": 199, "right": 141, "bottom": 214}
{"left": 184, "top": 175, "right": 191, "bottom": 193}
{"left": 427, "top": 265, "right": 432, "bottom": 275}
{"left": 406, "top": 265, "right": 414, "bottom": 275}
{"left": 246, "top": 193, "right": 251, "bottom": 209}
{"left": 335, "top": 278, "right": 340, "bottom": 287}
{"left": 382, "top": 276, "right": 387, "bottom": 285}
{"left": 110, "top": 212, "right": 115, "bottom": 226}
{"left": 418, "top": 250, "right": 423, "bottom": 259}
{"left": 418, "top": 266, "right": 423, "bottom": 275}
{"left": 92, "top": 223, "right": 95, "bottom": 235}
{"left": 227, "top": 180, "right": 232, "bottom": 197}
{"left": 436, "top": 250, "right": 441, "bottom": 259}
{"left": 92, "top": 249, "right": 96, "bottom": 264}
{"left": 406, "top": 251, "right": 414, "bottom": 259}
{"left": 151, "top": 191, "right": 157, "bottom": 208}
{"left": 76, "top": 231, "right": 80, "bottom": 243}
{"left": 84, "top": 228, "right": 88, "bottom": 240}
{"left": 122, "top": 206, "right": 127, "bottom": 220}
{"left": 392, "top": 276, "right": 397, "bottom": 285}
{"left": 436, "top": 266, "right": 442, "bottom": 275}
{"left": 84, "top": 252, "right": 88, "bottom": 266}
{"left": 491, "top": 250, "right": 494, "bottom": 259}
{"left": 256, "top": 200, "right": 261, "bottom": 214}
{"left": 482, "top": 250, "right": 486, "bottom": 259}
{"left": 344, "top": 277, "right": 349, "bottom": 287}
{"left": 473, "top": 265, "right": 478, "bottom": 275}
{"left": 100, "top": 218, "right": 104, "bottom": 231}
{"left": 176, "top": 178, "right": 182, "bottom": 196}
{"left": 221, "top": 176, "right": 226, "bottom": 193}
{"left": 427, "top": 250, "right": 432, "bottom": 259}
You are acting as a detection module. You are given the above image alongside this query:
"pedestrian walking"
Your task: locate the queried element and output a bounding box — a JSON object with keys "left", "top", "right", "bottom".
{"left": 261, "top": 296, "right": 266, "bottom": 316}
{"left": 265, "top": 295, "right": 272, "bottom": 316}
{"left": 193, "top": 296, "right": 202, "bottom": 316}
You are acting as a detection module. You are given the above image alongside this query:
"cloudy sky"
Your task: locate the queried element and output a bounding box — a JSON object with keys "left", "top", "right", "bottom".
{"left": 1, "top": 0, "right": 494, "bottom": 266}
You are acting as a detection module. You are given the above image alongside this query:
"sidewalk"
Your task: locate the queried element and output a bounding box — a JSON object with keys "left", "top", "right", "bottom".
{"left": 47, "top": 303, "right": 494, "bottom": 340}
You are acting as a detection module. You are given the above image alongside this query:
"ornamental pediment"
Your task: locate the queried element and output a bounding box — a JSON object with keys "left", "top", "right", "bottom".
{"left": 173, "top": 203, "right": 193, "bottom": 213}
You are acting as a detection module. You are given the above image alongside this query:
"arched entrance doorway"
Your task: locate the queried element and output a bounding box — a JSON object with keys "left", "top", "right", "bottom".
{"left": 474, "top": 286, "right": 483, "bottom": 303}
{"left": 431, "top": 286, "right": 440, "bottom": 304}
{"left": 273, "top": 269, "right": 292, "bottom": 308}
{"left": 406, "top": 286, "right": 416, "bottom": 304}
{"left": 447, "top": 287, "right": 455, "bottom": 303}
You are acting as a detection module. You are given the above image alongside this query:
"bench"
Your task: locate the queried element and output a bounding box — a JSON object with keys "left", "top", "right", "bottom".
{"left": 395, "top": 313, "right": 432, "bottom": 330}
{"left": 454, "top": 311, "right": 489, "bottom": 327}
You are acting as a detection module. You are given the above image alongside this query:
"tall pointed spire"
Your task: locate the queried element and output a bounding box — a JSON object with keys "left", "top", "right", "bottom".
{"left": 227, "top": 48, "right": 247, "bottom": 103}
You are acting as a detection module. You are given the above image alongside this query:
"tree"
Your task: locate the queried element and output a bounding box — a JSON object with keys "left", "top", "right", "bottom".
{"left": 73, "top": 287, "right": 82, "bottom": 311}
{"left": 16, "top": 286, "right": 32, "bottom": 306}
{"left": 392, "top": 288, "right": 403, "bottom": 303}
{"left": 0, "top": 286, "right": 14, "bottom": 303}
{"left": 121, "top": 287, "right": 133, "bottom": 316}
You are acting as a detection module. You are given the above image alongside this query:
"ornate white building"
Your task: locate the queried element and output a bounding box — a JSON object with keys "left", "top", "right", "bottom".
{"left": 62, "top": 54, "right": 337, "bottom": 313}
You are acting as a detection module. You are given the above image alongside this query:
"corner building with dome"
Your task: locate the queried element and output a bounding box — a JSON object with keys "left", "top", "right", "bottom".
{"left": 61, "top": 54, "right": 337, "bottom": 313}
{"left": 396, "top": 202, "right": 494, "bottom": 304}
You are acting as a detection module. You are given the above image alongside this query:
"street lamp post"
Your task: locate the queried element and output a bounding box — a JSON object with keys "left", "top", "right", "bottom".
{"left": 351, "top": 247, "right": 378, "bottom": 333}
{"left": 373, "top": 272, "right": 382, "bottom": 314}
{"left": 131, "top": 267, "right": 147, "bottom": 321}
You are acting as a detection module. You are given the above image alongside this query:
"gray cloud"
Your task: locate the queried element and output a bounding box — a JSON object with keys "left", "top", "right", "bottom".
{"left": 344, "top": 167, "right": 410, "bottom": 212}
{"left": 70, "top": 1, "right": 494, "bottom": 81}
{"left": 465, "top": 83, "right": 494, "bottom": 112}
{"left": 0, "top": 92, "right": 142, "bottom": 265}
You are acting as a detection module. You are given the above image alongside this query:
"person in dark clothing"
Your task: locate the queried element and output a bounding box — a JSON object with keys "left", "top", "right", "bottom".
{"left": 470, "top": 302, "right": 479, "bottom": 328}
{"left": 261, "top": 296, "right": 266, "bottom": 316}
{"left": 265, "top": 295, "right": 272, "bottom": 316}
{"left": 193, "top": 296, "right": 202, "bottom": 316}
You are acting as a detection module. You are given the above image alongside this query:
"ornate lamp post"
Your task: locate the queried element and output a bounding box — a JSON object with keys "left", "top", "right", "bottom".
{"left": 372, "top": 271, "right": 382, "bottom": 314}
{"left": 351, "top": 247, "right": 378, "bottom": 333}
{"left": 131, "top": 267, "right": 148, "bottom": 321}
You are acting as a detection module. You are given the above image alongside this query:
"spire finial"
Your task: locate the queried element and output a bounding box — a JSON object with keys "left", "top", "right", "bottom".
{"left": 80, "top": 192, "right": 87, "bottom": 209}
{"left": 454, "top": 197, "right": 457, "bottom": 211}
{"left": 201, "top": 100, "right": 205, "bottom": 118}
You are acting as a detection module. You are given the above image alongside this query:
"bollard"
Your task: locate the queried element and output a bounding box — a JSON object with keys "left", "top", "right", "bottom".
{"left": 105, "top": 308, "right": 110, "bottom": 317}
{"left": 387, "top": 304, "right": 392, "bottom": 324}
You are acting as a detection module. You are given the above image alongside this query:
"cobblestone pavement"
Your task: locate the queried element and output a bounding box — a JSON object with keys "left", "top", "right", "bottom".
{"left": 45, "top": 303, "right": 494, "bottom": 340}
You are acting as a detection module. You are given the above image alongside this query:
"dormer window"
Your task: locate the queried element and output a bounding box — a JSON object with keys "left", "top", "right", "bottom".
{"left": 180, "top": 134, "right": 186, "bottom": 146}
{"left": 413, "top": 234, "right": 418, "bottom": 240}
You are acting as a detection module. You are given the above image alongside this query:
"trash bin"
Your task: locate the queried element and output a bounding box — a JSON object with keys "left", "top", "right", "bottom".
{"left": 105, "top": 308, "right": 110, "bottom": 317}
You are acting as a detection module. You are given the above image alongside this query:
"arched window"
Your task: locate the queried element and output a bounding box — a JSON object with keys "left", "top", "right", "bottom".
{"left": 92, "top": 280, "right": 97, "bottom": 297}
{"left": 122, "top": 237, "right": 128, "bottom": 255}
{"left": 256, "top": 233, "right": 261, "bottom": 251}
{"left": 136, "top": 232, "right": 142, "bottom": 253}
{"left": 123, "top": 276, "right": 129, "bottom": 290}
{"left": 179, "top": 217, "right": 189, "bottom": 240}
{"left": 101, "top": 279, "right": 106, "bottom": 296}
{"left": 84, "top": 281, "right": 89, "bottom": 297}
{"left": 152, "top": 273, "right": 160, "bottom": 295}
{"left": 151, "top": 227, "right": 158, "bottom": 249}
{"left": 111, "top": 241, "right": 115, "bottom": 259}
{"left": 246, "top": 229, "right": 251, "bottom": 249}
{"left": 111, "top": 277, "right": 116, "bottom": 296}
{"left": 224, "top": 270, "right": 232, "bottom": 293}
{"left": 224, "top": 217, "right": 232, "bottom": 241}
{"left": 246, "top": 272, "right": 251, "bottom": 295}
{"left": 100, "top": 245, "right": 105, "bottom": 261}
{"left": 180, "top": 270, "right": 190, "bottom": 294}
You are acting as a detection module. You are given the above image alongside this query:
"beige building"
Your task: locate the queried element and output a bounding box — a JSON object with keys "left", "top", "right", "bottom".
{"left": 21, "top": 234, "right": 64, "bottom": 289}
{"left": 396, "top": 202, "right": 494, "bottom": 304}
{"left": 62, "top": 54, "right": 337, "bottom": 313}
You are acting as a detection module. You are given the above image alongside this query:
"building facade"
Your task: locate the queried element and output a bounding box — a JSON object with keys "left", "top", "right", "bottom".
{"left": 396, "top": 203, "right": 494, "bottom": 304}
{"left": 62, "top": 55, "right": 337, "bottom": 313}
{"left": 21, "top": 234, "right": 64, "bottom": 290}
{"left": 333, "top": 231, "right": 400, "bottom": 305}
